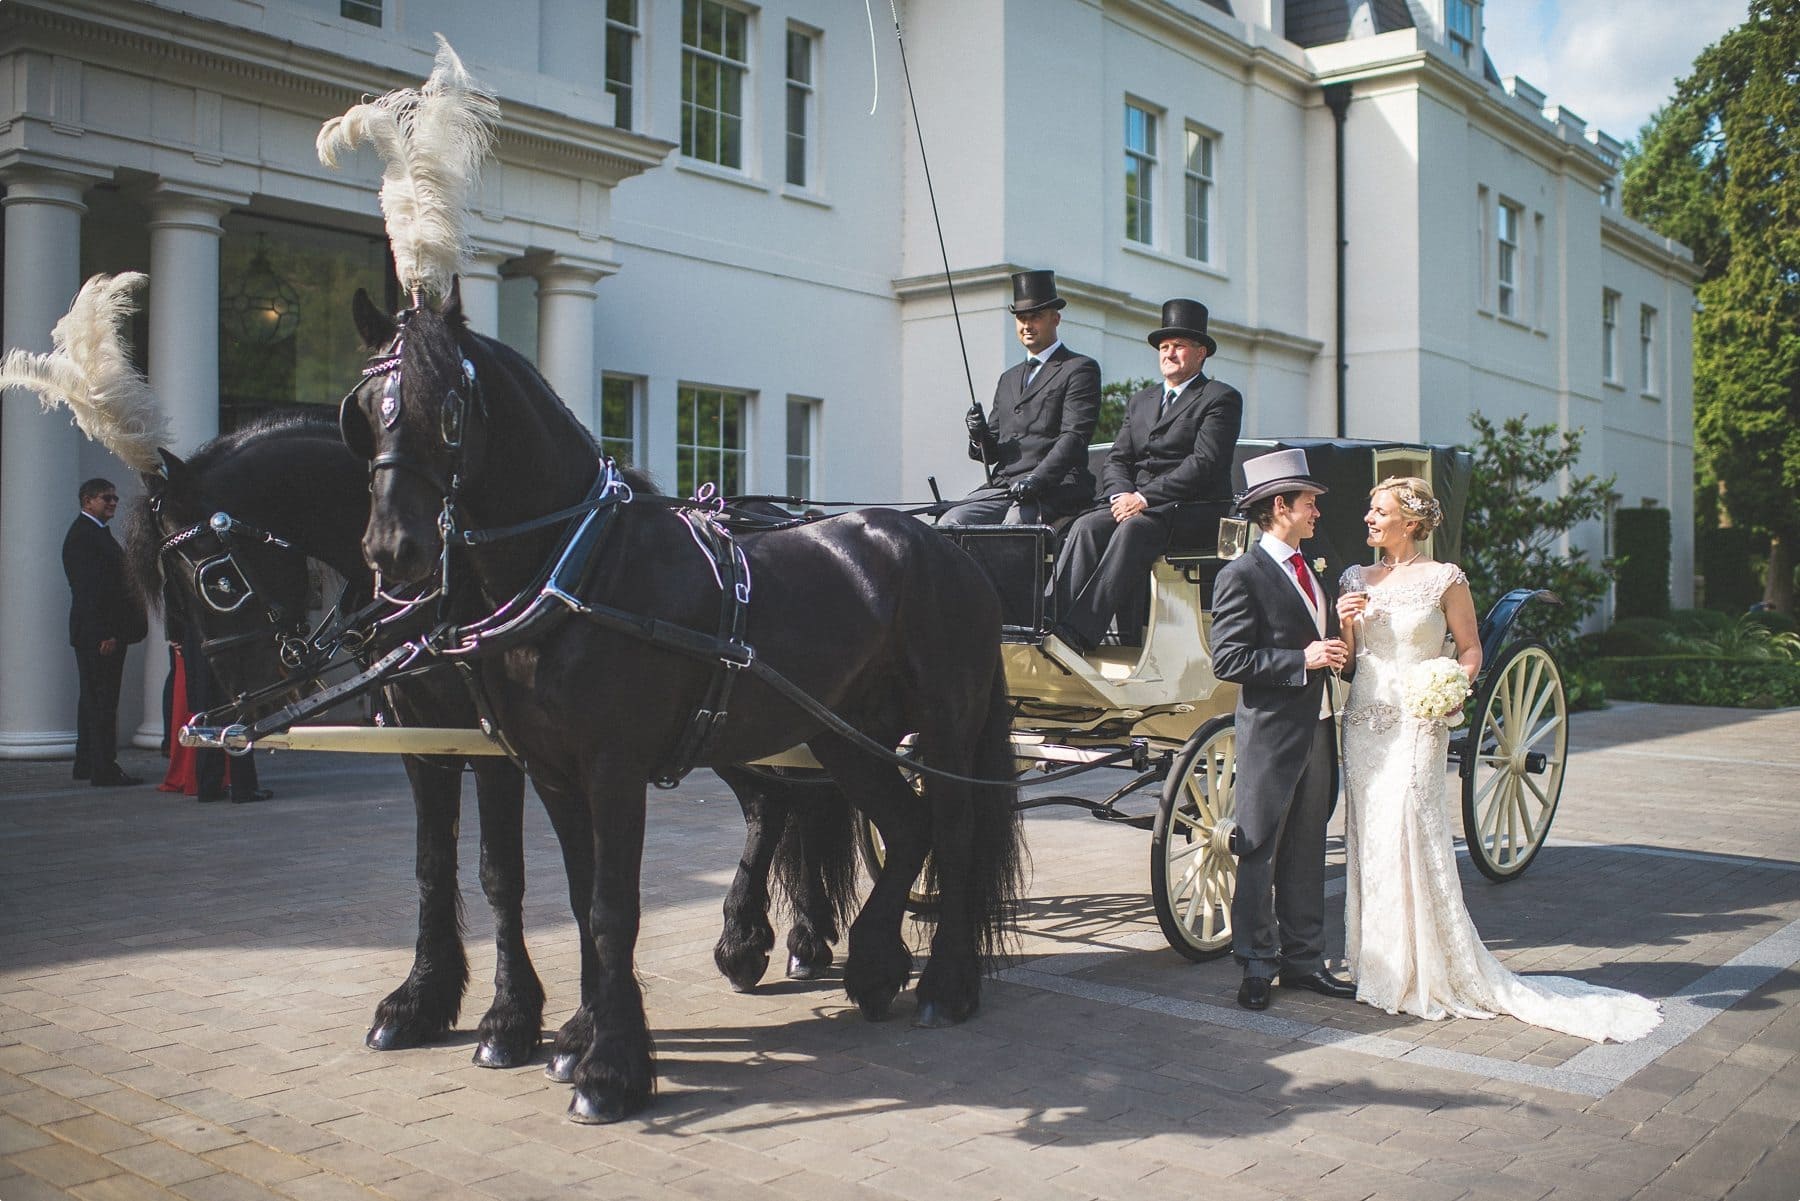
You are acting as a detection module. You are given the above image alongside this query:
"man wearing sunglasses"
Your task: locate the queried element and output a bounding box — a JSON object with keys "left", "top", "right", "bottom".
{"left": 63, "top": 478, "right": 148, "bottom": 786}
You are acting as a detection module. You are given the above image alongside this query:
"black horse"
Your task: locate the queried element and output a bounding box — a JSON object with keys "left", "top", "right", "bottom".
{"left": 123, "top": 411, "right": 860, "bottom": 1072}
{"left": 338, "top": 288, "right": 1025, "bottom": 1122}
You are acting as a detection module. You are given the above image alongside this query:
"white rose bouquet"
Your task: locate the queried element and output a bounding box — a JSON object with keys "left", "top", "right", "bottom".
{"left": 1402, "top": 657, "right": 1471, "bottom": 727}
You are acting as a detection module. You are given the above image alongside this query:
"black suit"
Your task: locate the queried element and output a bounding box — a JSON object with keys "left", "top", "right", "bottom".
{"left": 944, "top": 343, "right": 1100, "bottom": 524}
{"left": 63, "top": 515, "right": 147, "bottom": 778}
{"left": 1051, "top": 372, "right": 1242, "bottom": 646}
{"left": 1209, "top": 539, "right": 1343, "bottom": 981}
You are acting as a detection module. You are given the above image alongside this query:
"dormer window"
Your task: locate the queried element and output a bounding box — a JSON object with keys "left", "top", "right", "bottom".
{"left": 1447, "top": 0, "right": 1477, "bottom": 64}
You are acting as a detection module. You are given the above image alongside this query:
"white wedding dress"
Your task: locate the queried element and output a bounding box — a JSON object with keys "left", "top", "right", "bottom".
{"left": 1339, "top": 562, "right": 1661, "bottom": 1043}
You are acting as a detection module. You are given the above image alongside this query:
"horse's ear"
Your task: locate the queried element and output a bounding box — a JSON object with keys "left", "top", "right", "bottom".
{"left": 156, "top": 447, "right": 186, "bottom": 481}
{"left": 352, "top": 288, "right": 395, "bottom": 348}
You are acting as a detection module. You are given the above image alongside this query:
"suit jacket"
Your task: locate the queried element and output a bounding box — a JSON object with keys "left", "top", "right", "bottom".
{"left": 63, "top": 516, "right": 147, "bottom": 651}
{"left": 1208, "top": 543, "right": 1343, "bottom": 850}
{"left": 969, "top": 344, "right": 1100, "bottom": 505}
{"left": 1100, "top": 374, "right": 1242, "bottom": 507}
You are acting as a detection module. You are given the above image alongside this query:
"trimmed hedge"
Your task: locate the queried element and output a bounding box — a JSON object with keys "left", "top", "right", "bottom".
{"left": 1699, "top": 525, "right": 1760, "bottom": 613}
{"left": 1589, "top": 655, "right": 1800, "bottom": 709}
{"left": 1614, "top": 507, "right": 1671, "bottom": 620}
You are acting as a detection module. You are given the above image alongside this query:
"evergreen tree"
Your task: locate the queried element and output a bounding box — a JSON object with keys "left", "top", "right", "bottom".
{"left": 1624, "top": 0, "right": 1800, "bottom": 611}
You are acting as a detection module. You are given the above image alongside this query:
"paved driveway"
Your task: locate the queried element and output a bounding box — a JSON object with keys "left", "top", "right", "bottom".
{"left": 2, "top": 702, "right": 1796, "bottom": 1200}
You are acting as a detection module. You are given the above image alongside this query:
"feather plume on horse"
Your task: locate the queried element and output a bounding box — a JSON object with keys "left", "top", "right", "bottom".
{"left": 316, "top": 34, "right": 500, "bottom": 303}
{"left": 0, "top": 272, "right": 168, "bottom": 474}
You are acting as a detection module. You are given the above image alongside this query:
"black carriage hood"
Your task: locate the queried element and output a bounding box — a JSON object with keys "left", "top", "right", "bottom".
{"left": 1228, "top": 438, "right": 1473, "bottom": 580}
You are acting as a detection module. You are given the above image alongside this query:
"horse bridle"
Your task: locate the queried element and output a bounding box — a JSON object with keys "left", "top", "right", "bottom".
{"left": 156, "top": 509, "right": 312, "bottom": 662}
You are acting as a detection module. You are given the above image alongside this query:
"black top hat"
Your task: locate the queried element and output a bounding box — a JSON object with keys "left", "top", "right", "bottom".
{"left": 1147, "top": 298, "right": 1217, "bottom": 354}
{"left": 1235, "top": 448, "right": 1328, "bottom": 512}
{"left": 1008, "top": 270, "right": 1067, "bottom": 314}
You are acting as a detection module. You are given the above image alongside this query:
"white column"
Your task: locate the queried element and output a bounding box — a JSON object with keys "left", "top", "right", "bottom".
{"left": 532, "top": 257, "right": 613, "bottom": 434}
{"left": 458, "top": 245, "right": 511, "bottom": 338}
{"left": 0, "top": 170, "right": 90, "bottom": 758}
{"left": 134, "top": 187, "right": 234, "bottom": 747}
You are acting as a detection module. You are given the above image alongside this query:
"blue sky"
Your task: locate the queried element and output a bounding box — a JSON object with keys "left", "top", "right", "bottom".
{"left": 1479, "top": 0, "right": 1748, "bottom": 145}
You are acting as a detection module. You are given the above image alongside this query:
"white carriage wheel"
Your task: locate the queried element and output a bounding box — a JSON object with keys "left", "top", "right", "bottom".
{"left": 1151, "top": 718, "right": 1238, "bottom": 961}
{"left": 1461, "top": 641, "right": 1567, "bottom": 881}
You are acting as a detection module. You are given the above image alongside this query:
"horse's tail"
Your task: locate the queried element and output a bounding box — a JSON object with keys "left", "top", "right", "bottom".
{"left": 964, "top": 659, "right": 1028, "bottom": 963}
{"left": 772, "top": 781, "right": 860, "bottom": 940}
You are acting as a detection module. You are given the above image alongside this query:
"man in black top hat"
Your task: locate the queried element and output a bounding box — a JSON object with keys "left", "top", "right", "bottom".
{"left": 942, "top": 269, "right": 1099, "bottom": 525}
{"left": 1049, "top": 299, "right": 1242, "bottom": 653}
{"left": 63, "top": 477, "right": 148, "bottom": 786}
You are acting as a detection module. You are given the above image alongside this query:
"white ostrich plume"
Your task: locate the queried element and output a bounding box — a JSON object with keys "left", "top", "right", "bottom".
{"left": 0, "top": 272, "right": 168, "bottom": 474}
{"left": 317, "top": 34, "right": 500, "bottom": 304}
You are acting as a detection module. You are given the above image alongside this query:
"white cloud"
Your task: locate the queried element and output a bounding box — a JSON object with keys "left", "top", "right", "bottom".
{"left": 1481, "top": 0, "right": 1748, "bottom": 143}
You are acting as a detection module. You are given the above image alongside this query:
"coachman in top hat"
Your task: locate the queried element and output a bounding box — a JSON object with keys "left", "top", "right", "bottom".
{"left": 1049, "top": 298, "right": 1242, "bottom": 653}
{"left": 942, "top": 269, "right": 1100, "bottom": 525}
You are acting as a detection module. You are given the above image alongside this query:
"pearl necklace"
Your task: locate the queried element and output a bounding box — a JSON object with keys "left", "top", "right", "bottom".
{"left": 1380, "top": 550, "right": 1422, "bottom": 568}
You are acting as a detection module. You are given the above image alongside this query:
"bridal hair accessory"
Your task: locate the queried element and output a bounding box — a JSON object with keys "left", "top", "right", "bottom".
{"left": 1374, "top": 476, "right": 1444, "bottom": 534}
{"left": 1403, "top": 657, "right": 1471, "bottom": 727}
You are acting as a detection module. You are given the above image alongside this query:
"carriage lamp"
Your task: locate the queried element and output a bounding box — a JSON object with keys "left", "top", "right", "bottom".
{"left": 220, "top": 234, "right": 301, "bottom": 346}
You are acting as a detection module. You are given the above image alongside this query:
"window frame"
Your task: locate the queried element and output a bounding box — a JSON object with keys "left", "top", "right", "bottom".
{"left": 1446, "top": 0, "right": 1477, "bottom": 64}
{"left": 1601, "top": 290, "right": 1620, "bottom": 383}
{"left": 605, "top": 0, "right": 642, "bottom": 133}
{"left": 681, "top": 0, "right": 753, "bottom": 172}
{"left": 599, "top": 373, "right": 644, "bottom": 467}
{"left": 785, "top": 396, "right": 819, "bottom": 510}
{"left": 784, "top": 25, "right": 819, "bottom": 190}
{"left": 1496, "top": 198, "right": 1520, "bottom": 318}
{"left": 1124, "top": 99, "right": 1159, "bottom": 247}
{"left": 1639, "top": 305, "right": 1659, "bottom": 397}
{"left": 340, "top": 0, "right": 381, "bottom": 27}
{"left": 676, "top": 383, "right": 752, "bottom": 497}
{"left": 1182, "top": 124, "right": 1217, "bottom": 265}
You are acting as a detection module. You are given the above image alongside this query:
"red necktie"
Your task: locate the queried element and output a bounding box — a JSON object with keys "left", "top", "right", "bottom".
{"left": 1289, "top": 552, "right": 1317, "bottom": 606}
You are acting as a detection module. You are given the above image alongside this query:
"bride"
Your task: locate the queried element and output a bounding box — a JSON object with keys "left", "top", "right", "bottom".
{"left": 1334, "top": 477, "right": 1661, "bottom": 1043}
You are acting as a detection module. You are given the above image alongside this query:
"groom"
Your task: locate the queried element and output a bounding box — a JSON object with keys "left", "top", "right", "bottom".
{"left": 1209, "top": 449, "right": 1356, "bottom": 1010}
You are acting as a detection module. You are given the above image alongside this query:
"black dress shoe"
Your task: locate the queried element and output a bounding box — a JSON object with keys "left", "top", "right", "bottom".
{"left": 1237, "top": 977, "right": 1272, "bottom": 1011}
{"left": 72, "top": 764, "right": 90, "bottom": 781}
{"left": 91, "top": 770, "right": 143, "bottom": 787}
{"left": 197, "top": 791, "right": 227, "bottom": 803}
{"left": 1279, "top": 968, "right": 1357, "bottom": 999}
{"left": 231, "top": 789, "right": 273, "bottom": 804}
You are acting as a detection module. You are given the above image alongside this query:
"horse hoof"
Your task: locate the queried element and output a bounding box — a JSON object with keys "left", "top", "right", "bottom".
{"left": 567, "top": 1089, "right": 633, "bottom": 1125}
{"left": 855, "top": 992, "right": 896, "bottom": 1022}
{"left": 365, "top": 1023, "right": 405, "bottom": 1051}
{"left": 545, "top": 1053, "right": 578, "bottom": 1084}
{"left": 787, "top": 954, "right": 825, "bottom": 981}
{"left": 472, "top": 1040, "right": 527, "bottom": 1070}
{"left": 725, "top": 953, "right": 770, "bottom": 993}
{"left": 913, "top": 1001, "right": 960, "bottom": 1029}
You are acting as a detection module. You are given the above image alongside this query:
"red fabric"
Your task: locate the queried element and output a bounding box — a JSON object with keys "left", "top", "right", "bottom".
{"left": 1288, "top": 552, "right": 1318, "bottom": 607}
{"left": 159, "top": 648, "right": 230, "bottom": 796}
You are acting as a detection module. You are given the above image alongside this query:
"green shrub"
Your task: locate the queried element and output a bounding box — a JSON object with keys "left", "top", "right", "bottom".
{"left": 1668, "top": 608, "right": 1735, "bottom": 638}
{"left": 1589, "top": 655, "right": 1800, "bottom": 708}
{"left": 1614, "top": 507, "right": 1672, "bottom": 620}
{"left": 1699, "top": 525, "right": 1761, "bottom": 612}
{"left": 1747, "top": 609, "right": 1798, "bottom": 635}
{"left": 1093, "top": 378, "right": 1154, "bottom": 445}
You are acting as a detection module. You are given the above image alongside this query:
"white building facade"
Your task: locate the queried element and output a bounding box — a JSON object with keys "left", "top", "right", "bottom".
{"left": 0, "top": 0, "right": 1696, "bottom": 757}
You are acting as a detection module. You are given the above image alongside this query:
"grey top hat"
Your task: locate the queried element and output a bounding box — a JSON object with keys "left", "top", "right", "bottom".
{"left": 1147, "top": 297, "right": 1217, "bottom": 354}
{"left": 1236, "top": 447, "right": 1328, "bottom": 512}
{"left": 1009, "top": 269, "right": 1067, "bottom": 314}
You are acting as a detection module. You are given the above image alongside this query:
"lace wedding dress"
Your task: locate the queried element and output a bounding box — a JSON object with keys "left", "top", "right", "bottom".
{"left": 1339, "top": 562, "right": 1661, "bottom": 1043}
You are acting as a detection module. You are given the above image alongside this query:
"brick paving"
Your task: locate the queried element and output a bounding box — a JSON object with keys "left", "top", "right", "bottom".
{"left": 1, "top": 701, "right": 1797, "bottom": 1200}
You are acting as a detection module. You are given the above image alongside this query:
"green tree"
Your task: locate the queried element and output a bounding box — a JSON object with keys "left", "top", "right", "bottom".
{"left": 1624, "top": 0, "right": 1800, "bottom": 612}
{"left": 1092, "top": 377, "right": 1154, "bottom": 444}
{"left": 1460, "top": 413, "right": 1616, "bottom": 647}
